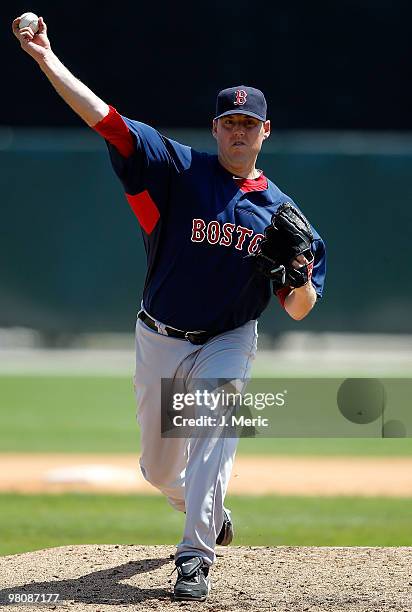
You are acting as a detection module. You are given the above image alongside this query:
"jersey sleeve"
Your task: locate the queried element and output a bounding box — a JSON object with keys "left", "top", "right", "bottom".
{"left": 93, "top": 106, "right": 192, "bottom": 235}
{"left": 310, "top": 235, "right": 326, "bottom": 299}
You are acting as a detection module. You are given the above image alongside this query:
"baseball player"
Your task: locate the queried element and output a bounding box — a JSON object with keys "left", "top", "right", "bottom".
{"left": 13, "top": 15, "right": 326, "bottom": 602}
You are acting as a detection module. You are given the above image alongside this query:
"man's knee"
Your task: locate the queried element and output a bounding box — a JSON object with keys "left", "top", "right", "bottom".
{"left": 140, "top": 462, "right": 185, "bottom": 509}
{"left": 140, "top": 461, "right": 175, "bottom": 490}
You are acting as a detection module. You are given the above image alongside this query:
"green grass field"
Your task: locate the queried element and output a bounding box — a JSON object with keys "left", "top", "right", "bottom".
{"left": 1, "top": 375, "right": 411, "bottom": 455}
{"left": 1, "top": 493, "right": 411, "bottom": 557}
{"left": 1, "top": 375, "right": 411, "bottom": 557}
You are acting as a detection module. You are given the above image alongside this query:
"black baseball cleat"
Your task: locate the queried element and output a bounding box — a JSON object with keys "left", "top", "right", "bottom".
{"left": 216, "top": 509, "right": 234, "bottom": 546}
{"left": 173, "top": 556, "right": 211, "bottom": 601}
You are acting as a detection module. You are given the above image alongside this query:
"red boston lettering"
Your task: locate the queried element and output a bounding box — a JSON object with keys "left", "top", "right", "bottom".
{"left": 248, "top": 233, "right": 264, "bottom": 254}
{"left": 207, "top": 221, "right": 221, "bottom": 244}
{"left": 234, "top": 225, "right": 253, "bottom": 250}
{"left": 191, "top": 218, "right": 206, "bottom": 242}
{"left": 219, "top": 222, "right": 235, "bottom": 247}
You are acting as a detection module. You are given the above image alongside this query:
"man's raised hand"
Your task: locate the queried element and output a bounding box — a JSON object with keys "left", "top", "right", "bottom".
{"left": 12, "top": 15, "right": 51, "bottom": 63}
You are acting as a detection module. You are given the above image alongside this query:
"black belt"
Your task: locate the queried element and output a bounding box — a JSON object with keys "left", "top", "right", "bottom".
{"left": 138, "top": 311, "right": 216, "bottom": 345}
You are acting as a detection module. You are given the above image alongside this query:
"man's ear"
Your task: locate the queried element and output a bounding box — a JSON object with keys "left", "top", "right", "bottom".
{"left": 212, "top": 119, "right": 218, "bottom": 139}
{"left": 262, "top": 119, "right": 271, "bottom": 140}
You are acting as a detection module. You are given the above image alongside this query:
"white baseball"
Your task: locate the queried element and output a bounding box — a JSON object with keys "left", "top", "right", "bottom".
{"left": 19, "top": 12, "right": 39, "bottom": 34}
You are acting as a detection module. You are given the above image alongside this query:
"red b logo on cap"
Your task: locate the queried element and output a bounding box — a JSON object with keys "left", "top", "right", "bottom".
{"left": 234, "top": 89, "right": 247, "bottom": 105}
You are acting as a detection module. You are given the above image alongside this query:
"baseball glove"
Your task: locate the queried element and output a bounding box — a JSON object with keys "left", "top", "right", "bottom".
{"left": 255, "top": 202, "right": 314, "bottom": 288}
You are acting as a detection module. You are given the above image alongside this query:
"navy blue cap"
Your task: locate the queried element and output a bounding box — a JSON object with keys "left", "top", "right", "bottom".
{"left": 214, "top": 85, "right": 267, "bottom": 122}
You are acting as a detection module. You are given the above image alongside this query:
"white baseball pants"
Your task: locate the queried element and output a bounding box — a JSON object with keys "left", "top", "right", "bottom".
{"left": 133, "top": 315, "right": 258, "bottom": 566}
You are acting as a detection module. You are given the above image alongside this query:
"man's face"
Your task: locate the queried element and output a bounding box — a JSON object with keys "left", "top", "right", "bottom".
{"left": 212, "top": 114, "right": 271, "bottom": 167}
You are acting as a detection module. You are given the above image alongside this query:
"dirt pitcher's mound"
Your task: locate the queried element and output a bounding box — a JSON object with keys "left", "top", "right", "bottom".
{"left": 0, "top": 545, "right": 411, "bottom": 612}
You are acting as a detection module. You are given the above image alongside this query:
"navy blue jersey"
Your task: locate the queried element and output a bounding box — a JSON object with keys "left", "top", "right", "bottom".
{"left": 95, "top": 107, "right": 326, "bottom": 332}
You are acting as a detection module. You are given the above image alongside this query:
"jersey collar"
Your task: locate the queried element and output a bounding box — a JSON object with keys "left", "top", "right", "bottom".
{"left": 233, "top": 171, "right": 268, "bottom": 193}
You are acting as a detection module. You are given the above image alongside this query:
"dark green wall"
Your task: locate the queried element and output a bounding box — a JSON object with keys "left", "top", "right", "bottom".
{"left": 2, "top": 128, "right": 411, "bottom": 336}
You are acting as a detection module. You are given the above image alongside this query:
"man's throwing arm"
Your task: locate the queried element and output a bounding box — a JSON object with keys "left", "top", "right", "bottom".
{"left": 12, "top": 15, "right": 108, "bottom": 127}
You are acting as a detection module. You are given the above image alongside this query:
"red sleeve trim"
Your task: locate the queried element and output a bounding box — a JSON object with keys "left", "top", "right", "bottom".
{"left": 276, "top": 286, "right": 292, "bottom": 308}
{"left": 93, "top": 105, "right": 134, "bottom": 158}
{"left": 125, "top": 190, "right": 160, "bottom": 235}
